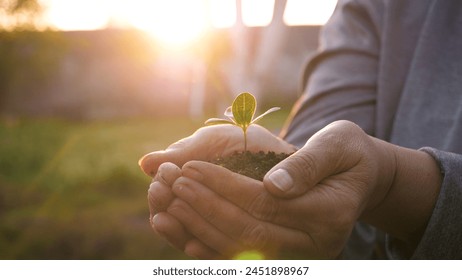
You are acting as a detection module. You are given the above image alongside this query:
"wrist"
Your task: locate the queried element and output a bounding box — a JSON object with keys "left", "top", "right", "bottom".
{"left": 361, "top": 140, "right": 442, "bottom": 244}
{"left": 363, "top": 137, "right": 398, "bottom": 212}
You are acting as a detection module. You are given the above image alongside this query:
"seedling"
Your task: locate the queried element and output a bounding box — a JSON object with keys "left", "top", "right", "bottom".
{"left": 205, "top": 92, "right": 280, "bottom": 152}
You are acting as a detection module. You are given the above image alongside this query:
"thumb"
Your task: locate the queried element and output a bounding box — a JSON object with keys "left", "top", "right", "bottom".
{"left": 262, "top": 150, "right": 323, "bottom": 198}
{"left": 263, "top": 136, "right": 341, "bottom": 198}
{"left": 139, "top": 138, "right": 195, "bottom": 177}
{"left": 263, "top": 121, "right": 364, "bottom": 198}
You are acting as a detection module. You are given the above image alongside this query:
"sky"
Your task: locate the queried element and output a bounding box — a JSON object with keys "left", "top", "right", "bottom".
{"left": 40, "top": 0, "right": 337, "bottom": 46}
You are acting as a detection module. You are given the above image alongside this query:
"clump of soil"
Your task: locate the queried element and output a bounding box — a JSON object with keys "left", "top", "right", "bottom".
{"left": 211, "top": 151, "right": 291, "bottom": 181}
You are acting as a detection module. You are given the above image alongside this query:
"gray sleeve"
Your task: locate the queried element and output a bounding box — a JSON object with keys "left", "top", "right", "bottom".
{"left": 386, "top": 147, "right": 462, "bottom": 259}
{"left": 282, "top": 0, "right": 382, "bottom": 147}
{"left": 281, "top": 0, "right": 385, "bottom": 260}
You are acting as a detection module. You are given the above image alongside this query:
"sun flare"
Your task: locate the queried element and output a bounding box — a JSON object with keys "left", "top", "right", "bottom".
{"left": 43, "top": 0, "right": 110, "bottom": 31}
{"left": 123, "top": 0, "right": 210, "bottom": 47}
{"left": 42, "top": 0, "right": 337, "bottom": 48}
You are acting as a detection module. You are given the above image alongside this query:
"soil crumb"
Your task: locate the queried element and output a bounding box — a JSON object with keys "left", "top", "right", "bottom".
{"left": 211, "top": 151, "right": 291, "bottom": 181}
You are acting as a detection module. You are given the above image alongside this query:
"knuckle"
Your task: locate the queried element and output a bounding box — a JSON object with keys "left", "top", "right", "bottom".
{"left": 148, "top": 182, "right": 173, "bottom": 213}
{"left": 247, "top": 192, "right": 279, "bottom": 222}
{"left": 241, "top": 223, "right": 271, "bottom": 250}
{"left": 288, "top": 151, "right": 318, "bottom": 183}
{"left": 333, "top": 210, "right": 356, "bottom": 232}
{"left": 157, "top": 162, "right": 181, "bottom": 185}
{"left": 147, "top": 192, "right": 164, "bottom": 213}
{"left": 192, "top": 223, "right": 211, "bottom": 241}
{"left": 201, "top": 200, "right": 219, "bottom": 224}
{"left": 167, "top": 198, "right": 189, "bottom": 217}
{"left": 168, "top": 138, "right": 188, "bottom": 150}
{"left": 318, "top": 120, "right": 359, "bottom": 144}
{"left": 322, "top": 120, "right": 368, "bottom": 152}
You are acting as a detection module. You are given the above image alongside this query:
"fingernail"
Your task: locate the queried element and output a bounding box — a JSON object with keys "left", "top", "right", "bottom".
{"left": 156, "top": 170, "right": 166, "bottom": 184}
{"left": 268, "top": 169, "right": 293, "bottom": 192}
{"left": 148, "top": 182, "right": 158, "bottom": 193}
{"left": 151, "top": 214, "right": 158, "bottom": 227}
{"left": 138, "top": 156, "right": 145, "bottom": 167}
{"left": 138, "top": 153, "right": 154, "bottom": 167}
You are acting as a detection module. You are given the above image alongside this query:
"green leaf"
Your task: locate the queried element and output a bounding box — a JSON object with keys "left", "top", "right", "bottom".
{"left": 224, "top": 106, "right": 233, "bottom": 118}
{"left": 202, "top": 91, "right": 280, "bottom": 152}
{"left": 232, "top": 92, "right": 256, "bottom": 130}
{"left": 251, "top": 107, "right": 280, "bottom": 124}
{"left": 204, "top": 118, "right": 235, "bottom": 126}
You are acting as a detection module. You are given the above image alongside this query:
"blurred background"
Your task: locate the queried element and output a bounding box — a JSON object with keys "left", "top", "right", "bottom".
{"left": 0, "top": 0, "right": 336, "bottom": 259}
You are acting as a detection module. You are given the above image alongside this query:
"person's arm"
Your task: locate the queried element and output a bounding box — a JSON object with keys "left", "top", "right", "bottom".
{"left": 281, "top": 0, "right": 383, "bottom": 147}
{"left": 165, "top": 121, "right": 445, "bottom": 259}
{"left": 352, "top": 139, "right": 443, "bottom": 247}
{"left": 268, "top": 121, "right": 444, "bottom": 252}
{"left": 386, "top": 148, "right": 462, "bottom": 259}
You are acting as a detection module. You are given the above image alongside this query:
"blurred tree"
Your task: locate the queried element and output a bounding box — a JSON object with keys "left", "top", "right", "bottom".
{"left": 1, "top": 0, "right": 40, "bottom": 12}
{"left": 0, "top": 0, "right": 42, "bottom": 30}
{"left": 0, "top": 30, "right": 68, "bottom": 114}
{"left": 0, "top": 1, "right": 67, "bottom": 116}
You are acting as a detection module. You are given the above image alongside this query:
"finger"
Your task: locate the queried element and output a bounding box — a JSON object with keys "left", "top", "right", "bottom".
{"left": 264, "top": 121, "right": 362, "bottom": 198}
{"left": 148, "top": 181, "right": 174, "bottom": 216}
{"left": 179, "top": 160, "right": 347, "bottom": 254}
{"left": 148, "top": 162, "right": 181, "bottom": 218}
{"left": 171, "top": 176, "right": 317, "bottom": 258}
{"left": 184, "top": 239, "right": 225, "bottom": 260}
{"left": 167, "top": 198, "right": 244, "bottom": 258}
{"left": 139, "top": 149, "right": 188, "bottom": 177}
{"left": 152, "top": 212, "right": 192, "bottom": 251}
{"left": 153, "top": 212, "right": 222, "bottom": 259}
{"left": 138, "top": 125, "right": 231, "bottom": 177}
{"left": 181, "top": 161, "right": 302, "bottom": 225}
{"left": 155, "top": 162, "right": 182, "bottom": 186}
{"left": 138, "top": 129, "right": 208, "bottom": 176}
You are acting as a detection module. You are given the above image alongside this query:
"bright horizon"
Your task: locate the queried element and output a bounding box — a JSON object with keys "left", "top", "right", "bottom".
{"left": 41, "top": 0, "right": 337, "bottom": 46}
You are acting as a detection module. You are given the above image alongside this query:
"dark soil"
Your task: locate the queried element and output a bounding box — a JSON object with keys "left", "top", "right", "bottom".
{"left": 211, "top": 151, "right": 291, "bottom": 181}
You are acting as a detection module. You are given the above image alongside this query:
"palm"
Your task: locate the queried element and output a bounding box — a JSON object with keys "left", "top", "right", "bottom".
{"left": 139, "top": 124, "right": 295, "bottom": 177}
{"left": 190, "top": 124, "right": 292, "bottom": 158}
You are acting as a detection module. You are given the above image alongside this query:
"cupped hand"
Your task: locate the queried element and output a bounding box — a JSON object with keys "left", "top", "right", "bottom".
{"left": 142, "top": 123, "right": 296, "bottom": 259}
{"left": 148, "top": 161, "right": 224, "bottom": 259}
{"left": 165, "top": 121, "right": 397, "bottom": 259}
{"left": 139, "top": 124, "right": 296, "bottom": 177}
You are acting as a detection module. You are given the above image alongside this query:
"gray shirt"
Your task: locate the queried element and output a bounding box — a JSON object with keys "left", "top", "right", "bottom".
{"left": 282, "top": 0, "right": 462, "bottom": 259}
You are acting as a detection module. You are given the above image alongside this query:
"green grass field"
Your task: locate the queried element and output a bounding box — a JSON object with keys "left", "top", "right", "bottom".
{"left": 0, "top": 112, "right": 288, "bottom": 259}
{"left": 0, "top": 117, "right": 202, "bottom": 259}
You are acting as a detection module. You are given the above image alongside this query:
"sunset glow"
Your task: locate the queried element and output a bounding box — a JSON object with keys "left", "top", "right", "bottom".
{"left": 41, "top": 0, "right": 337, "bottom": 47}
{"left": 124, "top": 0, "right": 209, "bottom": 47}
{"left": 42, "top": 0, "right": 110, "bottom": 31}
{"left": 283, "top": 0, "right": 337, "bottom": 26}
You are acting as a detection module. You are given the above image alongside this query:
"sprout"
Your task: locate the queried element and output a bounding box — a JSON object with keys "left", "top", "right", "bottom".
{"left": 205, "top": 92, "right": 280, "bottom": 152}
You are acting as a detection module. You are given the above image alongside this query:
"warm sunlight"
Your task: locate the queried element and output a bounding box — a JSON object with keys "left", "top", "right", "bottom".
{"left": 284, "top": 0, "right": 337, "bottom": 26}
{"left": 209, "top": 0, "right": 236, "bottom": 28}
{"left": 43, "top": 0, "right": 212, "bottom": 47}
{"left": 242, "top": 0, "right": 275, "bottom": 27}
{"left": 122, "top": 0, "right": 209, "bottom": 47}
{"left": 42, "top": 0, "right": 337, "bottom": 47}
{"left": 42, "top": 0, "right": 109, "bottom": 31}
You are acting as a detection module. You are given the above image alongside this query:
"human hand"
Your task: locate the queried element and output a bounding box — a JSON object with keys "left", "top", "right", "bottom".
{"left": 146, "top": 120, "right": 441, "bottom": 259}
{"left": 141, "top": 124, "right": 296, "bottom": 258}
{"left": 147, "top": 162, "right": 224, "bottom": 259}
{"left": 165, "top": 121, "right": 398, "bottom": 259}
{"left": 139, "top": 124, "right": 296, "bottom": 177}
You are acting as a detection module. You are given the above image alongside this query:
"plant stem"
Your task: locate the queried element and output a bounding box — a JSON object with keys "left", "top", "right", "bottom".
{"left": 244, "top": 129, "right": 247, "bottom": 152}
